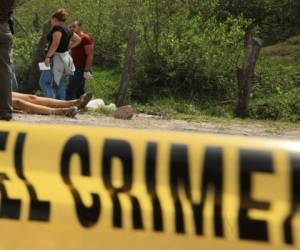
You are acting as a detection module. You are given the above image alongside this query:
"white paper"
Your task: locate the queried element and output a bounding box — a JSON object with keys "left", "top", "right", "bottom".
{"left": 38, "top": 62, "right": 51, "bottom": 71}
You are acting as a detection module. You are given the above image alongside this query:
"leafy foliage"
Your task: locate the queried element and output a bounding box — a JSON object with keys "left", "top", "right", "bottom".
{"left": 14, "top": 0, "right": 300, "bottom": 121}
{"left": 218, "top": 0, "right": 300, "bottom": 44}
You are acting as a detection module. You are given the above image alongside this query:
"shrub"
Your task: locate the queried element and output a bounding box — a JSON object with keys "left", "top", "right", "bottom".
{"left": 13, "top": 34, "right": 40, "bottom": 88}
{"left": 250, "top": 89, "right": 300, "bottom": 122}
{"left": 132, "top": 2, "right": 249, "bottom": 101}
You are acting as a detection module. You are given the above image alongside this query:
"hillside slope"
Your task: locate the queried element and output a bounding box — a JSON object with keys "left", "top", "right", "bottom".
{"left": 250, "top": 35, "right": 300, "bottom": 121}
{"left": 261, "top": 35, "right": 300, "bottom": 64}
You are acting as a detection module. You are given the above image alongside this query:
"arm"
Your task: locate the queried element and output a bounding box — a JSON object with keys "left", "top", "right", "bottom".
{"left": 69, "top": 32, "right": 81, "bottom": 50}
{"left": 45, "top": 31, "right": 62, "bottom": 66}
{"left": 10, "top": 0, "right": 16, "bottom": 12}
{"left": 84, "top": 44, "right": 94, "bottom": 71}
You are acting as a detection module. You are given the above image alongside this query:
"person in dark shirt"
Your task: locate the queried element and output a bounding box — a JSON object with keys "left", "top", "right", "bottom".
{"left": 0, "top": 0, "right": 16, "bottom": 121}
{"left": 39, "top": 9, "right": 81, "bottom": 100}
{"left": 66, "top": 20, "right": 94, "bottom": 100}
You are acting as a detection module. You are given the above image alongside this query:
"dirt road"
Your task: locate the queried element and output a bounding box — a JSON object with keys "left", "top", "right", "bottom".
{"left": 11, "top": 113, "right": 300, "bottom": 140}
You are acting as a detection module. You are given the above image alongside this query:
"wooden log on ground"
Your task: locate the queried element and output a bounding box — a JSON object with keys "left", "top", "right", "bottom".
{"left": 116, "top": 32, "right": 138, "bottom": 107}
{"left": 235, "top": 32, "right": 263, "bottom": 118}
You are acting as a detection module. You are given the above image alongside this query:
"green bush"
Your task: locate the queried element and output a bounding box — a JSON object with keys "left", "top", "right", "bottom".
{"left": 250, "top": 89, "right": 300, "bottom": 122}
{"left": 13, "top": 34, "right": 40, "bottom": 87}
{"left": 132, "top": 2, "right": 248, "bottom": 101}
{"left": 218, "top": 0, "right": 300, "bottom": 45}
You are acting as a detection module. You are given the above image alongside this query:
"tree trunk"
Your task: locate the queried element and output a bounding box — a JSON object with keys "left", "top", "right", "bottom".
{"left": 235, "top": 32, "right": 263, "bottom": 118}
{"left": 116, "top": 32, "right": 138, "bottom": 107}
{"left": 26, "top": 20, "right": 51, "bottom": 93}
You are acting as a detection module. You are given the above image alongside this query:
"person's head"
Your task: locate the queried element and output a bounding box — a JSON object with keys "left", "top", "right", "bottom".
{"left": 70, "top": 20, "right": 82, "bottom": 34}
{"left": 51, "top": 8, "right": 69, "bottom": 26}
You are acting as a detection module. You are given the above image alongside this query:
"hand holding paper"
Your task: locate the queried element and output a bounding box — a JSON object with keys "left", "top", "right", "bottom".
{"left": 39, "top": 62, "right": 51, "bottom": 71}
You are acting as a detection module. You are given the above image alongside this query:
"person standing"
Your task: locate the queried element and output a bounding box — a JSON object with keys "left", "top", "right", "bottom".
{"left": 67, "top": 20, "right": 94, "bottom": 100}
{"left": 0, "top": 0, "right": 16, "bottom": 121}
{"left": 39, "top": 9, "right": 81, "bottom": 100}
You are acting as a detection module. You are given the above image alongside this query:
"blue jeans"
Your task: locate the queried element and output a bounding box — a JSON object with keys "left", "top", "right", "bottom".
{"left": 66, "top": 69, "right": 85, "bottom": 100}
{"left": 11, "top": 64, "right": 18, "bottom": 92}
{"left": 39, "top": 69, "right": 65, "bottom": 100}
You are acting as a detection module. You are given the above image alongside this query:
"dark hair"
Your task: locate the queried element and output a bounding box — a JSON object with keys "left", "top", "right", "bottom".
{"left": 72, "top": 20, "right": 82, "bottom": 26}
{"left": 52, "top": 8, "right": 69, "bottom": 22}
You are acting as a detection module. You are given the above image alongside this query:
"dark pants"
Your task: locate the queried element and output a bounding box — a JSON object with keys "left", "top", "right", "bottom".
{"left": 66, "top": 69, "right": 85, "bottom": 100}
{"left": 0, "top": 22, "right": 13, "bottom": 120}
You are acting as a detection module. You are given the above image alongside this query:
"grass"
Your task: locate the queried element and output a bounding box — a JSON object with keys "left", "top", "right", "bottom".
{"left": 261, "top": 35, "right": 300, "bottom": 65}
{"left": 250, "top": 35, "right": 300, "bottom": 122}
{"left": 88, "top": 35, "right": 300, "bottom": 128}
{"left": 86, "top": 67, "right": 121, "bottom": 104}
{"left": 134, "top": 98, "right": 300, "bottom": 131}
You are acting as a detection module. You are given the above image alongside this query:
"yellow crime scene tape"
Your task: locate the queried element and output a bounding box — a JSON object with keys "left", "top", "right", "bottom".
{"left": 0, "top": 121, "right": 299, "bottom": 250}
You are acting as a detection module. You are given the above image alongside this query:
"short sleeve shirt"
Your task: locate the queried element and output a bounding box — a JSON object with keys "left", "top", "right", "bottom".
{"left": 71, "top": 33, "right": 94, "bottom": 69}
{"left": 47, "top": 25, "right": 73, "bottom": 53}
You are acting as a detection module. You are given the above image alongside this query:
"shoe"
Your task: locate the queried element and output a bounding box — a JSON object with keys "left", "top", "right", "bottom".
{"left": 65, "top": 106, "right": 79, "bottom": 118}
{"left": 79, "top": 92, "right": 93, "bottom": 109}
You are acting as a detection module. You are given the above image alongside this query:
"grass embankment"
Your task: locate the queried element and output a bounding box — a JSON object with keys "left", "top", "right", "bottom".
{"left": 251, "top": 35, "right": 300, "bottom": 122}
{"left": 88, "top": 36, "right": 300, "bottom": 129}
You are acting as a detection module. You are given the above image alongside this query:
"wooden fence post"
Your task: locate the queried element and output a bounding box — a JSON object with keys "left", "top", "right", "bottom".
{"left": 235, "top": 32, "right": 263, "bottom": 118}
{"left": 116, "top": 32, "right": 138, "bottom": 107}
